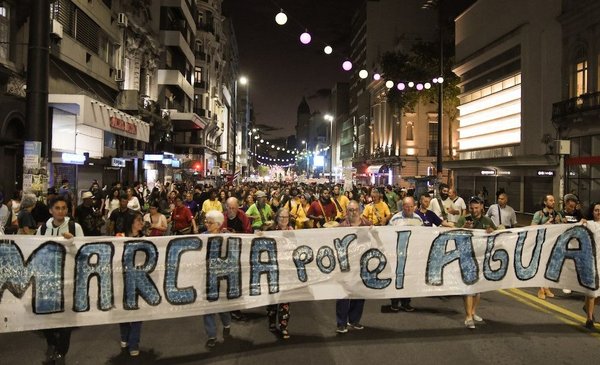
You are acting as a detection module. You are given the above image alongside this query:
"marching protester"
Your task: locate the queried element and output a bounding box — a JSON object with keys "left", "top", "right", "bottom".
{"left": 415, "top": 193, "right": 452, "bottom": 227}
{"left": 388, "top": 196, "right": 423, "bottom": 312}
{"left": 75, "top": 191, "right": 103, "bottom": 236}
{"left": 222, "top": 197, "right": 252, "bottom": 233}
{"left": 447, "top": 187, "right": 466, "bottom": 225}
{"left": 118, "top": 210, "right": 145, "bottom": 357}
{"left": 107, "top": 193, "right": 136, "bottom": 236}
{"left": 531, "top": 194, "right": 564, "bottom": 300}
{"left": 429, "top": 183, "right": 453, "bottom": 224}
{"left": 16, "top": 193, "right": 37, "bottom": 235}
{"left": 291, "top": 193, "right": 311, "bottom": 229}
{"left": 143, "top": 202, "right": 168, "bottom": 236}
{"left": 266, "top": 207, "right": 294, "bottom": 339}
{"left": 584, "top": 202, "right": 600, "bottom": 329}
{"left": 0, "top": 192, "right": 9, "bottom": 234}
{"left": 246, "top": 190, "right": 275, "bottom": 231}
{"left": 456, "top": 196, "right": 497, "bottom": 329}
{"left": 332, "top": 185, "right": 350, "bottom": 221}
{"left": 37, "top": 196, "right": 84, "bottom": 364}
{"left": 559, "top": 194, "right": 587, "bottom": 294}
{"left": 125, "top": 187, "right": 142, "bottom": 212}
{"left": 201, "top": 210, "right": 232, "bottom": 348}
{"left": 171, "top": 195, "right": 198, "bottom": 235}
{"left": 104, "top": 188, "right": 122, "bottom": 221}
{"left": 486, "top": 191, "right": 518, "bottom": 229}
{"left": 307, "top": 187, "right": 338, "bottom": 227}
{"left": 361, "top": 188, "right": 391, "bottom": 226}
{"left": 336, "top": 200, "right": 371, "bottom": 334}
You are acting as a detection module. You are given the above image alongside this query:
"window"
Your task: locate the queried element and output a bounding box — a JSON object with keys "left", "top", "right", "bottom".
{"left": 571, "top": 46, "right": 588, "bottom": 97}
{"left": 0, "top": 2, "right": 10, "bottom": 61}
{"left": 406, "top": 121, "right": 414, "bottom": 141}
{"left": 428, "top": 121, "right": 438, "bottom": 156}
{"left": 194, "top": 66, "right": 203, "bottom": 84}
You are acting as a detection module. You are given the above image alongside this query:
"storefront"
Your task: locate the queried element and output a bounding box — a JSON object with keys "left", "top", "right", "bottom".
{"left": 49, "top": 94, "right": 150, "bottom": 195}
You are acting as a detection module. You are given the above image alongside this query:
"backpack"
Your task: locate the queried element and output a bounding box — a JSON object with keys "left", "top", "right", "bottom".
{"left": 40, "top": 220, "right": 77, "bottom": 236}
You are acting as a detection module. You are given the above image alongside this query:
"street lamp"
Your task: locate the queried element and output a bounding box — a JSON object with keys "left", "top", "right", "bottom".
{"left": 233, "top": 76, "right": 249, "bottom": 181}
{"left": 324, "top": 114, "right": 334, "bottom": 182}
{"left": 302, "top": 140, "right": 308, "bottom": 178}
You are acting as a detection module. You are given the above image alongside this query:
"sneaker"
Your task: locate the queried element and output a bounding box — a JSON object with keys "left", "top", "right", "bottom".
{"left": 205, "top": 338, "right": 217, "bottom": 348}
{"left": 223, "top": 326, "right": 231, "bottom": 337}
{"left": 563, "top": 289, "right": 572, "bottom": 294}
{"left": 390, "top": 304, "right": 400, "bottom": 312}
{"left": 401, "top": 304, "right": 415, "bottom": 312}
{"left": 583, "top": 306, "right": 596, "bottom": 322}
{"left": 281, "top": 329, "right": 290, "bottom": 339}
{"left": 336, "top": 325, "right": 348, "bottom": 334}
{"left": 129, "top": 349, "right": 140, "bottom": 357}
{"left": 348, "top": 322, "right": 364, "bottom": 330}
{"left": 120, "top": 341, "right": 128, "bottom": 349}
{"left": 473, "top": 314, "right": 483, "bottom": 322}
{"left": 464, "top": 319, "right": 475, "bottom": 329}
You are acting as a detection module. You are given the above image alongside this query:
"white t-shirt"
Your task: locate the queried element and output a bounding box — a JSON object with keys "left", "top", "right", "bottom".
{"left": 389, "top": 212, "right": 424, "bottom": 226}
{"left": 430, "top": 197, "right": 453, "bottom": 220}
{"left": 447, "top": 197, "right": 466, "bottom": 223}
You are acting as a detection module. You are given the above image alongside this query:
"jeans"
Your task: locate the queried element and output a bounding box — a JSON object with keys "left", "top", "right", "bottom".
{"left": 43, "top": 328, "right": 72, "bottom": 356}
{"left": 336, "top": 299, "right": 365, "bottom": 326}
{"left": 119, "top": 322, "right": 142, "bottom": 350}
{"left": 203, "top": 312, "right": 232, "bottom": 338}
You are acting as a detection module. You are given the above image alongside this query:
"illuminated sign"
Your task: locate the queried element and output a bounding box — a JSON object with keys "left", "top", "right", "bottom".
{"left": 314, "top": 155, "right": 325, "bottom": 167}
{"left": 111, "top": 158, "right": 126, "bottom": 167}
{"left": 480, "top": 170, "right": 496, "bottom": 176}
{"left": 457, "top": 76, "right": 521, "bottom": 151}
{"left": 144, "top": 154, "right": 163, "bottom": 161}
{"left": 537, "top": 170, "right": 555, "bottom": 177}
{"left": 110, "top": 116, "right": 137, "bottom": 135}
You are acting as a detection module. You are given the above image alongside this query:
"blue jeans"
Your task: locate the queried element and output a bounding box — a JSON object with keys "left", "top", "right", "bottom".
{"left": 203, "top": 312, "right": 231, "bottom": 338}
{"left": 119, "top": 322, "right": 142, "bottom": 350}
{"left": 336, "top": 299, "right": 365, "bottom": 326}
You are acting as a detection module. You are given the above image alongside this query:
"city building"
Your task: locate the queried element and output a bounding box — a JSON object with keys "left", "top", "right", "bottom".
{"left": 551, "top": 0, "right": 600, "bottom": 209}
{"left": 450, "top": 0, "right": 562, "bottom": 212}
{"left": 348, "top": 0, "right": 450, "bottom": 187}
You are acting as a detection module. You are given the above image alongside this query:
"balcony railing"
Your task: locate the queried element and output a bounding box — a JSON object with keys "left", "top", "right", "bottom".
{"left": 552, "top": 91, "right": 600, "bottom": 124}
{"left": 194, "top": 108, "right": 211, "bottom": 118}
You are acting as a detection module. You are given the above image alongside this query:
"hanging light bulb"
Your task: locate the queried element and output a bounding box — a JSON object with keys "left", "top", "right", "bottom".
{"left": 437, "top": 77, "right": 444, "bottom": 83}
{"left": 275, "top": 10, "right": 288, "bottom": 25}
{"left": 324, "top": 45, "right": 333, "bottom": 55}
{"left": 397, "top": 82, "right": 406, "bottom": 91}
{"left": 358, "top": 69, "right": 368, "bottom": 79}
{"left": 385, "top": 80, "right": 394, "bottom": 88}
{"left": 416, "top": 83, "right": 424, "bottom": 90}
{"left": 300, "top": 31, "right": 311, "bottom": 45}
{"left": 373, "top": 73, "right": 381, "bottom": 81}
{"left": 424, "top": 82, "right": 432, "bottom": 89}
{"left": 408, "top": 81, "right": 415, "bottom": 88}
{"left": 342, "top": 60, "right": 352, "bottom": 71}
{"left": 432, "top": 78, "right": 438, "bottom": 84}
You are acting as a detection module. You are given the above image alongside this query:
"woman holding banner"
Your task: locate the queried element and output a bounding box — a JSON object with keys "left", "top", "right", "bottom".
{"left": 266, "top": 207, "right": 293, "bottom": 339}
{"left": 119, "top": 211, "right": 145, "bottom": 357}
{"left": 202, "top": 210, "right": 233, "bottom": 348}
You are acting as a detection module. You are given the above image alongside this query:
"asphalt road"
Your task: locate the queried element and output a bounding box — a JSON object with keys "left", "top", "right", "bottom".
{"left": 1, "top": 288, "right": 599, "bottom": 365}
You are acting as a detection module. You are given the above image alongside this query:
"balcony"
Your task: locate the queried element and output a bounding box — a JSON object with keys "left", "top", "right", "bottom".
{"left": 194, "top": 108, "right": 211, "bottom": 119}
{"left": 552, "top": 91, "right": 600, "bottom": 126}
{"left": 157, "top": 69, "right": 194, "bottom": 99}
{"left": 194, "top": 80, "right": 207, "bottom": 90}
{"left": 160, "top": 30, "right": 194, "bottom": 64}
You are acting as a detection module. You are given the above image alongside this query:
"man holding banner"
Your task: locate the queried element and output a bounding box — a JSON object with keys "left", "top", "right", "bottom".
{"left": 456, "top": 195, "right": 497, "bottom": 329}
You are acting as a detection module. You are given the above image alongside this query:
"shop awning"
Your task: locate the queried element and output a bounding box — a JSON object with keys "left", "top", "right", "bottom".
{"left": 170, "top": 111, "right": 207, "bottom": 131}
{"left": 367, "top": 165, "right": 382, "bottom": 174}
{"left": 49, "top": 94, "right": 150, "bottom": 143}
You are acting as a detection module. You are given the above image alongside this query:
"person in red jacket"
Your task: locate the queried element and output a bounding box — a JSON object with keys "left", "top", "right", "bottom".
{"left": 221, "top": 197, "right": 252, "bottom": 233}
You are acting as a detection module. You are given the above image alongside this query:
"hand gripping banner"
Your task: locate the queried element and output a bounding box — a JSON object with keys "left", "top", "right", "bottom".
{"left": 1, "top": 223, "right": 598, "bottom": 333}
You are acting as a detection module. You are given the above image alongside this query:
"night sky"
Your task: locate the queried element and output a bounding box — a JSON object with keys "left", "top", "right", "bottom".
{"left": 223, "top": 0, "right": 363, "bottom": 138}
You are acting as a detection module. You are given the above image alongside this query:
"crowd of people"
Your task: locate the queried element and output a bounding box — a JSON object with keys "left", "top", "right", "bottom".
{"left": 0, "top": 178, "right": 598, "bottom": 364}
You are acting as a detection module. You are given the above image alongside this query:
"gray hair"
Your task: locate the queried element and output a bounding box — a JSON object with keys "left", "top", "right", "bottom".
{"left": 206, "top": 210, "right": 224, "bottom": 225}
{"left": 20, "top": 193, "right": 38, "bottom": 210}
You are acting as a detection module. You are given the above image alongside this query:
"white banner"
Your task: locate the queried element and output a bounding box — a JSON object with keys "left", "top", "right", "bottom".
{"left": 1, "top": 223, "right": 599, "bottom": 333}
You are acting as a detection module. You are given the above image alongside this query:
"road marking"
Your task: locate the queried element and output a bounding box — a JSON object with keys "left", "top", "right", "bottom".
{"left": 500, "top": 288, "right": 600, "bottom": 338}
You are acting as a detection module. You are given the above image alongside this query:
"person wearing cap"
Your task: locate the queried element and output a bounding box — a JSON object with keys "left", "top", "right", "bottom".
{"left": 17, "top": 193, "right": 38, "bottom": 235}
{"left": 456, "top": 195, "right": 497, "bottom": 329}
{"left": 75, "top": 191, "right": 103, "bottom": 236}
{"left": 246, "top": 191, "right": 274, "bottom": 231}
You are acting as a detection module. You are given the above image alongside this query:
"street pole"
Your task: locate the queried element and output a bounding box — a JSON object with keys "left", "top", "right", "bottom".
{"left": 232, "top": 80, "right": 237, "bottom": 182}
{"left": 330, "top": 120, "right": 333, "bottom": 183}
{"left": 436, "top": 1, "right": 444, "bottom": 181}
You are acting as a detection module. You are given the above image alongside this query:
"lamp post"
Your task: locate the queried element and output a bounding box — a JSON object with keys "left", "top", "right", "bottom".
{"left": 324, "top": 114, "right": 334, "bottom": 183}
{"left": 235, "top": 76, "right": 248, "bottom": 179}
{"left": 302, "top": 140, "right": 308, "bottom": 178}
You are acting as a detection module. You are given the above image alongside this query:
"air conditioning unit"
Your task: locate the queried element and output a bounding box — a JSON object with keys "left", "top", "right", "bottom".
{"left": 114, "top": 69, "right": 124, "bottom": 81}
{"left": 117, "top": 13, "right": 128, "bottom": 27}
{"left": 51, "top": 20, "right": 63, "bottom": 39}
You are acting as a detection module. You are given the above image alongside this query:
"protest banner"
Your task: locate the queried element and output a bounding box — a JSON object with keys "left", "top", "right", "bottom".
{"left": 1, "top": 223, "right": 598, "bottom": 333}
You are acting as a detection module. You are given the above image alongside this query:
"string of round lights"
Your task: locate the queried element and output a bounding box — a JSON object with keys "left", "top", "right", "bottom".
{"left": 268, "top": 1, "right": 443, "bottom": 85}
